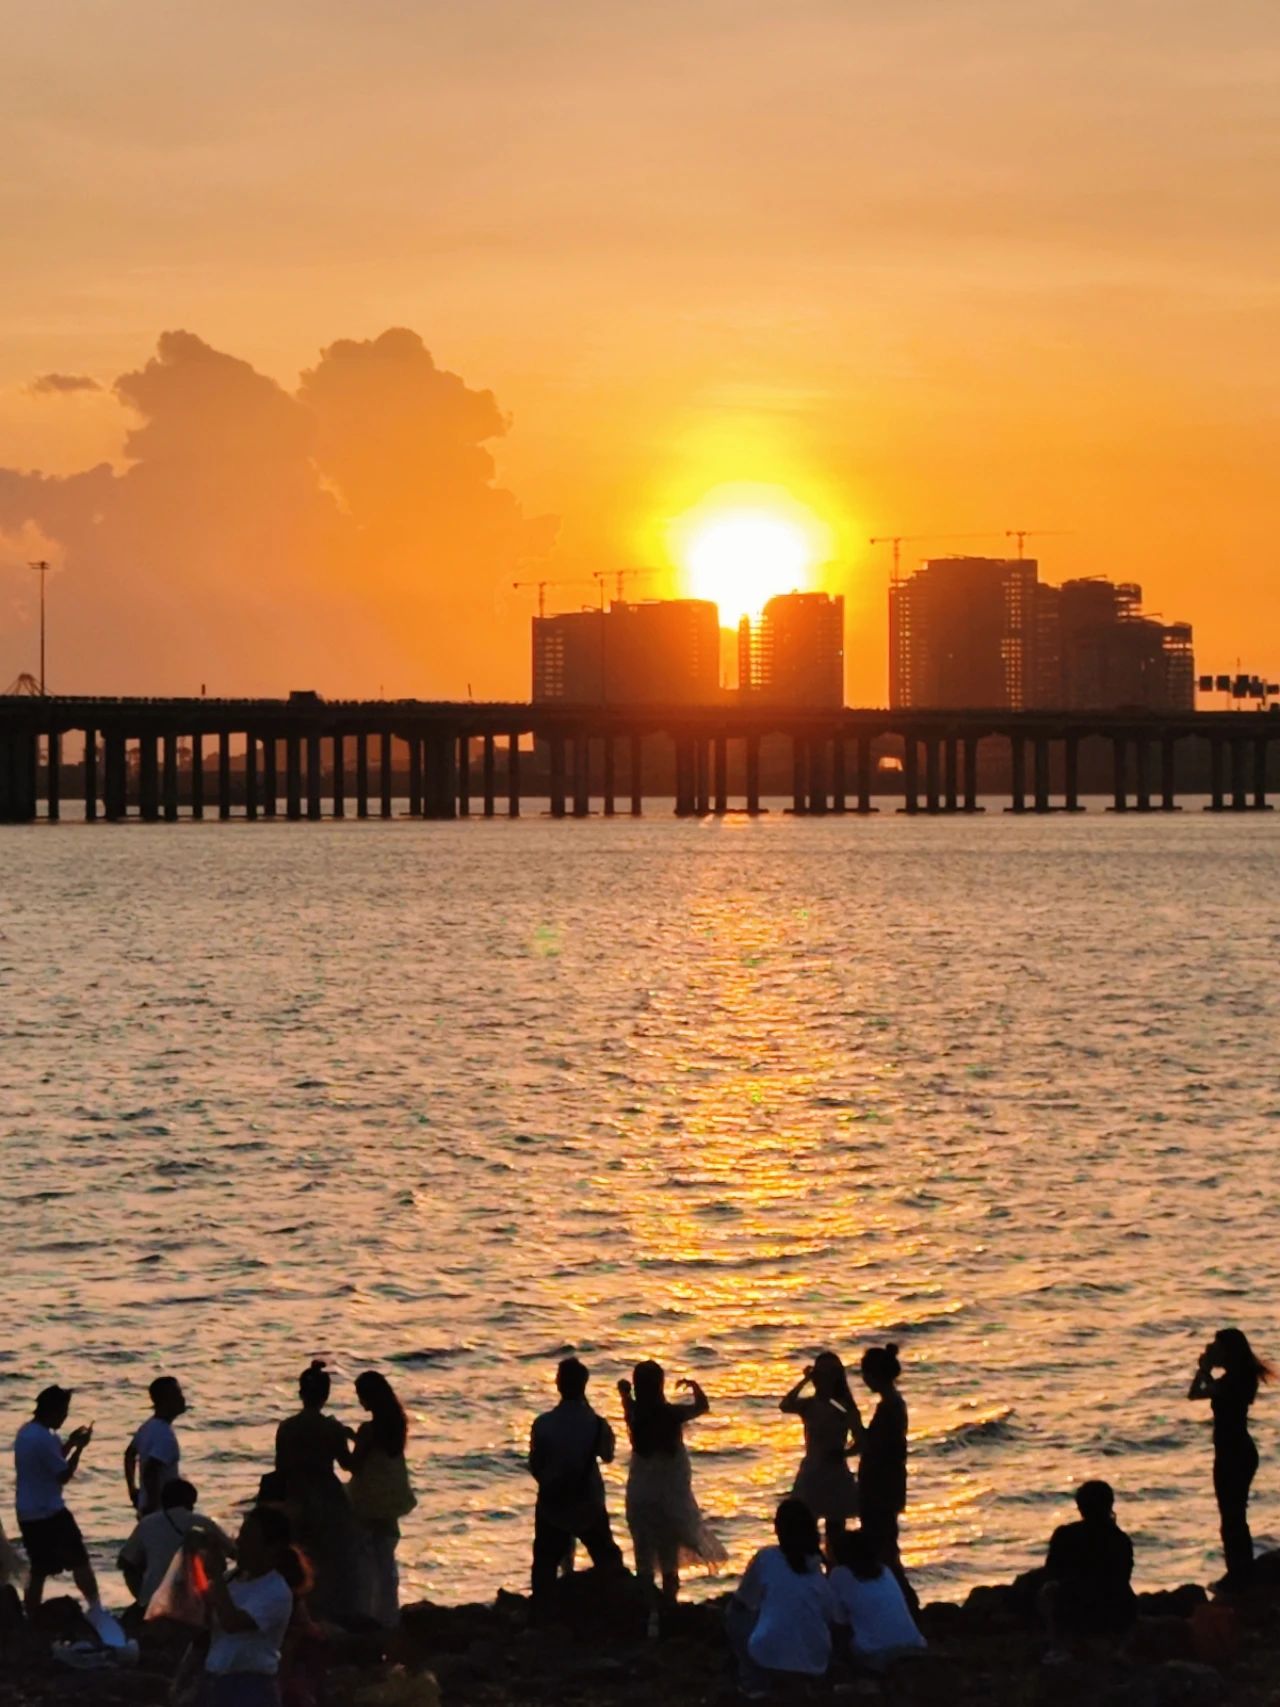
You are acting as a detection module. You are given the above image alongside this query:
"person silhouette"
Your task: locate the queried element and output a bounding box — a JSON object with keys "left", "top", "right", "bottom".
{"left": 348, "top": 1371, "right": 416, "bottom": 1628}
{"left": 780, "top": 1352, "right": 860, "bottom": 1550}
{"left": 727, "top": 1498, "right": 838, "bottom": 1693}
{"left": 274, "top": 1359, "right": 357, "bottom": 1619}
{"left": 855, "top": 1343, "right": 912, "bottom": 1601}
{"left": 1040, "top": 1481, "right": 1136, "bottom": 1655}
{"left": 124, "top": 1375, "right": 187, "bottom": 1516}
{"left": 527, "top": 1357, "right": 623, "bottom": 1605}
{"left": 1189, "top": 1328, "right": 1272, "bottom": 1587}
{"left": 13, "top": 1385, "right": 100, "bottom": 1617}
{"left": 617, "top": 1360, "right": 725, "bottom": 1604}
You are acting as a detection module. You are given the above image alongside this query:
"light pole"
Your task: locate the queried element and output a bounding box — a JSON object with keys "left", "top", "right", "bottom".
{"left": 29, "top": 560, "right": 51, "bottom": 694}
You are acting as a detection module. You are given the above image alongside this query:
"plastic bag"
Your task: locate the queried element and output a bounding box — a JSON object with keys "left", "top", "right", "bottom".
{"left": 146, "top": 1547, "right": 210, "bottom": 1627}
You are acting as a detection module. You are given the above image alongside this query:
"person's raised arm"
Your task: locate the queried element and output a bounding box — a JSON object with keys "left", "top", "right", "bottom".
{"left": 60, "top": 1425, "right": 92, "bottom": 1486}
{"left": 199, "top": 1551, "right": 259, "bottom": 1634}
{"left": 780, "top": 1367, "right": 812, "bottom": 1415}
{"left": 1189, "top": 1348, "right": 1218, "bottom": 1402}
{"left": 676, "top": 1378, "right": 710, "bottom": 1420}
{"left": 616, "top": 1378, "right": 635, "bottom": 1433}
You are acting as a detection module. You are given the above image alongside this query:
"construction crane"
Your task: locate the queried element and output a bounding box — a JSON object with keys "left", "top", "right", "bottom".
{"left": 1005, "top": 529, "right": 1073, "bottom": 560}
{"left": 510, "top": 577, "right": 592, "bottom": 618}
{"left": 869, "top": 533, "right": 1002, "bottom": 581}
{"left": 591, "top": 566, "right": 658, "bottom": 605}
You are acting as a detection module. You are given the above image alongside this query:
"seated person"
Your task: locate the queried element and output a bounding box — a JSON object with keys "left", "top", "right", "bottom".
{"left": 1041, "top": 1481, "right": 1136, "bottom": 1648}
{"left": 727, "top": 1499, "right": 838, "bottom": 1696}
{"left": 829, "top": 1527, "right": 926, "bottom": 1671}
{"left": 118, "top": 1479, "right": 235, "bottom": 1612}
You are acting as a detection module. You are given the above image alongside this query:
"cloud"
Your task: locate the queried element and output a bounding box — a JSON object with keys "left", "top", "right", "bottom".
{"left": 28, "top": 373, "right": 103, "bottom": 395}
{"left": 0, "top": 329, "right": 555, "bottom": 694}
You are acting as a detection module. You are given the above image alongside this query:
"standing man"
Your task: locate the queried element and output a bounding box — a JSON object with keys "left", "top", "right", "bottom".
{"left": 14, "top": 1385, "right": 100, "bottom": 1616}
{"left": 528, "top": 1357, "right": 624, "bottom": 1604}
{"left": 125, "top": 1376, "right": 186, "bottom": 1515}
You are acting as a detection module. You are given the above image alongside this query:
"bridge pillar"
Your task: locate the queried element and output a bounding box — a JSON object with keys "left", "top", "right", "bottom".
{"left": 305, "top": 732, "right": 322, "bottom": 820}
{"left": 713, "top": 734, "right": 728, "bottom": 814}
{"left": 902, "top": 733, "right": 919, "bottom": 814}
{"left": 442, "top": 735, "right": 459, "bottom": 818}
{"left": 45, "top": 732, "right": 61, "bottom": 822}
{"left": 379, "top": 733, "right": 393, "bottom": 818}
{"left": 550, "top": 735, "right": 566, "bottom": 817}
{"left": 673, "top": 736, "right": 694, "bottom": 817}
{"left": 1033, "top": 737, "right": 1050, "bottom": 812}
{"left": 104, "top": 729, "right": 127, "bottom": 821}
{"left": 629, "top": 732, "right": 642, "bottom": 816}
{"left": 84, "top": 728, "right": 97, "bottom": 821}
{"left": 1134, "top": 739, "right": 1151, "bottom": 811}
{"left": 262, "top": 735, "right": 277, "bottom": 818}
{"left": 1207, "top": 735, "right": 1224, "bottom": 811}
{"left": 285, "top": 735, "right": 301, "bottom": 819}
{"left": 330, "top": 734, "right": 343, "bottom": 818}
{"left": 856, "top": 736, "right": 874, "bottom": 814}
{"left": 808, "top": 738, "right": 827, "bottom": 813}
{"left": 245, "top": 735, "right": 259, "bottom": 820}
{"left": 602, "top": 734, "right": 616, "bottom": 816}
{"left": 1161, "top": 736, "right": 1177, "bottom": 811}
{"left": 162, "top": 733, "right": 178, "bottom": 821}
{"left": 0, "top": 732, "right": 38, "bottom": 822}
{"left": 219, "top": 731, "right": 233, "bottom": 820}
{"left": 746, "top": 734, "right": 761, "bottom": 815}
{"left": 692, "top": 738, "right": 709, "bottom": 815}
{"left": 1064, "top": 734, "right": 1081, "bottom": 812}
{"left": 943, "top": 736, "right": 958, "bottom": 812}
{"left": 924, "top": 737, "right": 940, "bottom": 813}
{"left": 458, "top": 734, "right": 472, "bottom": 817}
{"left": 191, "top": 733, "right": 204, "bottom": 819}
{"left": 1231, "top": 739, "right": 1247, "bottom": 811}
{"left": 409, "top": 736, "right": 423, "bottom": 816}
{"left": 423, "top": 736, "right": 440, "bottom": 818}
{"left": 572, "top": 734, "right": 588, "bottom": 817}
{"left": 831, "top": 735, "right": 846, "bottom": 812}
{"left": 509, "top": 733, "right": 522, "bottom": 817}
{"left": 355, "top": 732, "right": 369, "bottom": 819}
{"left": 963, "top": 734, "right": 979, "bottom": 812}
{"left": 1253, "top": 737, "right": 1270, "bottom": 810}
{"left": 482, "top": 733, "right": 496, "bottom": 817}
{"left": 139, "top": 735, "right": 159, "bottom": 821}
{"left": 1111, "top": 735, "right": 1127, "bottom": 811}
{"left": 1009, "top": 733, "right": 1026, "bottom": 813}
{"left": 791, "top": 735, "right": 806, "bottom": 815}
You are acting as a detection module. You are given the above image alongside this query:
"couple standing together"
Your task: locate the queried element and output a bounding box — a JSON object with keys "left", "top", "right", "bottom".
{"left": 527, "top": 1343, "right": 907, "bottom": 1605}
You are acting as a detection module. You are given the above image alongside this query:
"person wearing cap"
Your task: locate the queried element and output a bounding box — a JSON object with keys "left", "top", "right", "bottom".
{"left": 13, "top": 1385, "right": 100, "bottom": 1615}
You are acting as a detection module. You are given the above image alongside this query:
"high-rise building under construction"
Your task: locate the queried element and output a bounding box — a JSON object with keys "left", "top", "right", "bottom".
{"left": 738, "top": 591, "right": 844, "bottom": 708}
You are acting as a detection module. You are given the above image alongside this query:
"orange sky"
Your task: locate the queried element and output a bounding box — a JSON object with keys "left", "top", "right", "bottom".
{"left": 2, "top": 0, "right": 1277, "bottom": 701}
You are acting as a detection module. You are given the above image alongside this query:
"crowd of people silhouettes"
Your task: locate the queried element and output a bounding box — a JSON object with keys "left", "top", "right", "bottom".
{"left": 0, "top": 1329, "right": 1270, "bottom": 1701}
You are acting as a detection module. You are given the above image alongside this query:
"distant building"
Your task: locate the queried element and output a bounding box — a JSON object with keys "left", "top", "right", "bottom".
{"left": 738, "top": 591, "right": 844, "bottom": 708}
{"left": 889, "top": 557, "right": 1037, "bottom": 709}
{"left": 1042, "top": 578, "right": 1194, "bottom": 711}
{"left": 532, "top": 598, "right": 720, "bottom": 704}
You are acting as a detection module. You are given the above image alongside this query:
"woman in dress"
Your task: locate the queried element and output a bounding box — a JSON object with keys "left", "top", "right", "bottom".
{"left": 348, "top": 1371, "right": 416, "bottom": 1628}
{"left": 780, "top": 1351, "right": 861, "bottom": 1551}
{"left": 1189, "top": 1328, "right": 1272, "bottom": 1586}
{"left": 855, "top": 1342, "right": 918, "bottom": 1609}
{"left": 617, "top": 1360, "right": 726, "bottom": 1603}
{"left": 274, "top": 1360, "right": 357, "bottom": 1620}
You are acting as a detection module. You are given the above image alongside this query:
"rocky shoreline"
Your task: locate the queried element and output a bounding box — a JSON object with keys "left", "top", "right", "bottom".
{"left": 3, "top": 1570, "right": 1277, "bottom": 1707}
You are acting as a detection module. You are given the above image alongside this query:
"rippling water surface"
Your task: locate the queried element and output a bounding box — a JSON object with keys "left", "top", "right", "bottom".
{"left": 2, "top": 804, "right": 1277, "bottom": 1606}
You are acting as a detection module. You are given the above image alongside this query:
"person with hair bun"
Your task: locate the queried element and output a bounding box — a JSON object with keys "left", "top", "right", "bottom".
{"left": 274, "top": 1360, "right": 357, "bottom": 1619}
{"left": 855, "top": 1345, "right": 911, "bottom": 1593}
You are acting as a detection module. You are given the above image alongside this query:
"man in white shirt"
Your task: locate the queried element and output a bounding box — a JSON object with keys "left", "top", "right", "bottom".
{"left": 118, "top": 1478, "right": 236, "bottom": 1611}
{"left": 124, "top": 1376, "right": 186, "bottom": 1516}
{"left": 13, "top": 1385, "right": 100, "bottom": 1615}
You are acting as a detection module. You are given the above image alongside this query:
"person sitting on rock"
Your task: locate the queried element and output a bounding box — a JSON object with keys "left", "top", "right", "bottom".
{"left": 1040, "top": 1480, "right": 1136, "bottom": 1656}
{"left": 727, "top": 1499, "right": 839, "bottom": 1696}
{"left": 829, "top": 1526, "right": 926, "bottom": 1673}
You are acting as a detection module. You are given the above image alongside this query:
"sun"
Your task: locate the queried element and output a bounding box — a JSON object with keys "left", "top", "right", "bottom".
{"left": 671, "top": 487, "right": 828, "bottom": 626}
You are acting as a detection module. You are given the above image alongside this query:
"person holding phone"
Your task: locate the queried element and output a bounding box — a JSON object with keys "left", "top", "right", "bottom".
{"left": 618, "top": 1360, "right": 725, "bottom": 1605}
{"left": 13, "top": 1384, "right": 100, "bottom": 1616}
{"left": 1189, "top": 1328, "right": 1272, "bottom": 1586}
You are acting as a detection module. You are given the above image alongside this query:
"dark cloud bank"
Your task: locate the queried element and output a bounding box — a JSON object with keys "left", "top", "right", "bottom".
{"left": 2, "top": 329, "right": 556, "bottom": 694}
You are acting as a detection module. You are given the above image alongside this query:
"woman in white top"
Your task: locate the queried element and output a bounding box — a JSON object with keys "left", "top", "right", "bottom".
{"left": 829, "top": 1527, "right": 925, "bottom": 1673}
{"left": 727, "top": 1499, "right": 838, "bottom": 1695}
{"left": 193, "top": 1505, "right": 298, "bottom": 1707}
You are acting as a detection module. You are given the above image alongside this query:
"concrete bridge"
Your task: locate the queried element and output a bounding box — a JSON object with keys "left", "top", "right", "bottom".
{"left": 0, "top": 694, "right": 1276, "bottom": 822}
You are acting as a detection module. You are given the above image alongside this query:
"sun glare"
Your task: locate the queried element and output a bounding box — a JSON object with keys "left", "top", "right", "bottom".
{"left": 672, "top": 488, "right": 828, "bottom": 626}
